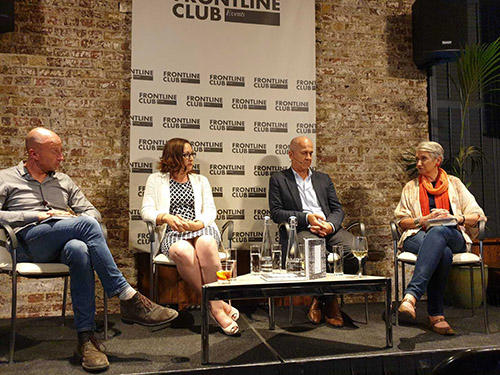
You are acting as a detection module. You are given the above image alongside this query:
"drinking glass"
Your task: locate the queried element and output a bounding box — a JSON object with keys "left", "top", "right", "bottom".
{"left": 331, "top": 245, "right": 344, "bottom": 275}
{"left": 352, "top": 236, "right": 368, "bottom": 277}
{"left": 217, "top": 260, "right": 236, "bottom": 283}
{"left": 271, "top": 244, "right": 282, "bottom": 271}
{"left": 250, "top": 245, "right": 261, "bottom": 273}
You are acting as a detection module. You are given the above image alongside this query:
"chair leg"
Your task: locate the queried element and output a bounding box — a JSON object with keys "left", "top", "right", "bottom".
{"left": 153, "top": 266, "right": 159, "bottom": 303}
{"left": 364, "top": 294, "right": 369, "bottom": 323}
{"left": 480, "top": 260, "right": 489, "bottom": 334}
{"left": 394, "top": 260, "right": 399, "bottom": 326}
{"left": 469, "top": 266, "right": 474, "bottom": 317}
{"left": 62, "top": 276, "right": 68, "bottom": 325}
{"left": 103, "top": 291, "right": 108, "bottom": 340}
{"left": 288, "top": 296, "right": 293, "bottom": 324}
{"left": 9, "top": 272, "right": 18, "bottom": 364}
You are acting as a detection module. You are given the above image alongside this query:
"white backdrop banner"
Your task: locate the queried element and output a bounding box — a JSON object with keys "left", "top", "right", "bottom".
{"left": 130, "top": 0, "right": 316, "bottom": 252}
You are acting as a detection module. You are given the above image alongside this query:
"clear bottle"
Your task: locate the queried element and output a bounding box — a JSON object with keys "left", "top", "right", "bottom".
{"left": 285, "top": 216, "right": 303, "bottom": 274}
{"left": 261, "top": 216, "right": 273, "bottom": 272}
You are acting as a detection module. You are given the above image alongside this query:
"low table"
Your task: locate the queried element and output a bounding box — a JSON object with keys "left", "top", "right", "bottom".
{"left": 201, "top": 273, "right": 392, "bottom": 364}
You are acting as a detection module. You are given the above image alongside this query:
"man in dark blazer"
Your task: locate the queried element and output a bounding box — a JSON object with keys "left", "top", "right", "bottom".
{"left": 269, "top": 136, "right": 357, "bottom": 327}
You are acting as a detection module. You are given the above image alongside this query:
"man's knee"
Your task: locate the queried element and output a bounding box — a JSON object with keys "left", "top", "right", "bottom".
{"left": 61, "top": 239, "right": 90, "bottom": 265}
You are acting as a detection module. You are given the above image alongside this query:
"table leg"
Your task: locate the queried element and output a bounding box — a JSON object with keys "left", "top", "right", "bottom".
{"left": 201, "top": 288, "right": 209, "bottom": 364}
{"left": 385, "top": 279, "right": 393, "bottom": 348}
{"left": 268, "top": 297, "right": 275, "bottom": 330}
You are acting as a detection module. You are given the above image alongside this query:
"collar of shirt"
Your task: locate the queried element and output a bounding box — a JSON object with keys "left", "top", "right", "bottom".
{"left": 16, "top": 161, "right": 57, "bottom": 182}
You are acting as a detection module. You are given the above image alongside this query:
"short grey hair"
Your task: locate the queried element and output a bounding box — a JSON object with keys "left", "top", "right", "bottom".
{"left": 416, "top": 141, "right": 444, "bottom": 160}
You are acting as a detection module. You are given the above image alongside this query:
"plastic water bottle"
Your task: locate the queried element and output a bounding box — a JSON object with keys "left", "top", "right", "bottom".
{"left": 261, "top": 216, "right": 273, "bottom": 272}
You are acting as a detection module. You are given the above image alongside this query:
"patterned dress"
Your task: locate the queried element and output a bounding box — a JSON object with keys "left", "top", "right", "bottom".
{"left": 160, "top": 179, "right": 221, "bottom": 255}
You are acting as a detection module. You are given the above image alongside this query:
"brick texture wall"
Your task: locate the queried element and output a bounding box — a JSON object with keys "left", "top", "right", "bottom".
{"left": 0, "top": 0, "right": 427, "bottom": 319}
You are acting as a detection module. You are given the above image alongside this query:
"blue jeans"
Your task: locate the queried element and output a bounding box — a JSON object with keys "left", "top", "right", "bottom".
{"left": 403, "top": 226, "right": 466, "bottom": 316}
{"left": 16, "top": 216, "right": 129, "bottom": 332}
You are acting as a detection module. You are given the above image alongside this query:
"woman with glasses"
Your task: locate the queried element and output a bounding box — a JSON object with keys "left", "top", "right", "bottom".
{"left": 141, "top": 138, "right": 239, "bottom": 335}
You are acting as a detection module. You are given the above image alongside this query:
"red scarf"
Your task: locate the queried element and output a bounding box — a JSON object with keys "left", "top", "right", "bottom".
{"left": 419, "top": 168, "right": 450, "bottom": 216}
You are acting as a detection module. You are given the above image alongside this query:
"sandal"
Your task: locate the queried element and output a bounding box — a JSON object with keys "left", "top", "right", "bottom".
{"left": 429, "top": 316, "right": 455, "bottom": 335}
{"left": 398, "top": 296, "right": 416, "bottom": 320}
{"left": 210, "top": 311, "right": 240, "bottom": 336}
{"left": 229, "top": 306, "right": 240, "bottom": 321}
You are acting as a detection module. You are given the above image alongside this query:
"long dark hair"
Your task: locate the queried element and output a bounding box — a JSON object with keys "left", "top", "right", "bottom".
{"left": 158, "top": 138, "right": 192, "bottom": 175}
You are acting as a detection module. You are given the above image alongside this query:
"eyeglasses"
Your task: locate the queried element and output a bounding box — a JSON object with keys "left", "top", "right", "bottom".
{"left": 182, "top": 152, "right": 197, "bottom": 159}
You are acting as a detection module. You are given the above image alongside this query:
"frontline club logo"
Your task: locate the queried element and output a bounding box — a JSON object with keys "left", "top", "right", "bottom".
{"left": 254, "top": 165, "right": 286, "bottom": 176}
{"left": 296, "top": 79, "right": 316, "bottom": 90}
{"left": 136, "top": 232, "right": 151, "bottom": 245}
{"left": 138, "top": 92, "right": 177, "bottom": 105}
{"left": 253, "top": 208, "right": 271, "bottom": 220}
{"left": 131, "top": 68, "right": 153, "bottom": 81}
{"left": 254, "top": 77, "right": 288, "bottom": 89}
{"left": 130, "top": 115, "right": 153, "bottom": 127}
{"left": 209, "top": 74, "right": 245, "bottom": 87}
{"left": 191, "top": 141, "right": 223, "bottom": 153}
{"left": 186, "top": 95, "right": 223, "bottom": 108}
{"left": 232, "top": 186, "right": 266, "bottom": 198}
{"left": 130, "top": 161, "right": 153, "bottom": 173}
{"left": 209, "top": 119, "right": 245, "bottom": 131}
{"left": 129, "top": 209, "right": 142, "bottom": 221}
{"left": 209, "top": 164, "right": 245, "bottom": 175}
{"left": 253, "top": 121, "right": 287, "bottom": 133}
{"left": 275, "top": 100, "right": 309, "bottom": 112}
{"left": 212, "top": 186, "right": 223, "bottom": 197}
{"left": 296, "top": 122, "right": 316, "bottom": 134}
{"left": 138, "top": 138, "right": 166, "bottom": 151}
{"left": 233, "top": 231, "right": 263, "bottom": 243}
{"left": 193, "top": 163, "right": 201, "bottom": 174}
{"left": 163, "top": 71, "right": 200, "bottom": 84}
{"left": 163, "top": 117, "right": 200, "bottom": 129}
{"left": 274, "top": 143, "right": 289, "bottom": 155}
{"left": 172, "top": 0, "right": 281, "bottom": 26}
{"left": 217, "top": 209, "right": 245, "bottom": 220}
{"left": 232, "top": 142, "right": 266, "bottom": 154}
{"left": 232, "top": 98, "right": 266, "bottom": 110}
{"left": 137, "top": 185, "right": 145, "bottom": 197}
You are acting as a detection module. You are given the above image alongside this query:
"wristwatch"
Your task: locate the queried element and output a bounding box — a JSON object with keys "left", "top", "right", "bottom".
{"left": 413, "top": 217, "right": 421, "bottom": 227}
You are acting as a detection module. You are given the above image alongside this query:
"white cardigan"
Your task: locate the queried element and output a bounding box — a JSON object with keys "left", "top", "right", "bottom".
{"left": 140, "top": 172, "right": 217, "bottom": 242}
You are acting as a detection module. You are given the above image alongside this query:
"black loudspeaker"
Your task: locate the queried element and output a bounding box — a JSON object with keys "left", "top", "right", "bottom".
{"left": 412, "top": 0, "right": 473, "bottom": 70}
{"left": 0, "top": 0, "right": 15, "bottom": 34}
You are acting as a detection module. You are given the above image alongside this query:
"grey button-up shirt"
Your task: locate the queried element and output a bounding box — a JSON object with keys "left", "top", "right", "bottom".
{"left": 0, "top": 161, "right": 101, "bottom": 231}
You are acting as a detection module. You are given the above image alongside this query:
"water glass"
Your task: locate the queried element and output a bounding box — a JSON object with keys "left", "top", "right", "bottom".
{"left": 331, "top": 245, "right": 344, "bottom": 275}
{"left": 250, "top": 245, "right": 261, "bottom": 273}
{"left": 271, "top": 244, "right": 282, "bottom": 271}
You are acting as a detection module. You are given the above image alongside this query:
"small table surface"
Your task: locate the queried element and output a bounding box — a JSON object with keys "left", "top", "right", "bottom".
{"left": 200, "top": 272, "right": 393, "bottom": 364}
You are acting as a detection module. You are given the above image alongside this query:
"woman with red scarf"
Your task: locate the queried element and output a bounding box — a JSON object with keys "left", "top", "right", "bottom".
{"left": 394, "top": 141, "right": 486, "bottom": 335}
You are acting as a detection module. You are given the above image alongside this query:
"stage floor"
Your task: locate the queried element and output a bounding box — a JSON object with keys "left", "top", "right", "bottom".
{"left": 0, "top": 302, "right": 499, "bottom": 374}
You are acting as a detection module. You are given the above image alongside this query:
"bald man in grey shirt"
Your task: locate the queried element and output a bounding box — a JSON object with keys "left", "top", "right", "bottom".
{"left": 0, "top": 127, "right": 178, "bottom": 372}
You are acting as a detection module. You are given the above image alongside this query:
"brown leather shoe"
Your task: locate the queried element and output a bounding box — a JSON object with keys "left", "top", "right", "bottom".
{"left": 120, "top": 292, "right": 178, "bottom": 326}
{"left": 307, "top": 297, "right": 323, "bottom": 324}
{"left": 74, "top": 334, "right": 109, "bottom": 372}
{"left": 429, "top": 316, "right": 455, "bottom": 335}
{"left": 324, "top": 297, "right": 344, "bottom": 327}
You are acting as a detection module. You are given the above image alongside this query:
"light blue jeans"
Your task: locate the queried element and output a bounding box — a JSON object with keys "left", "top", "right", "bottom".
{"left": 403, "top": 226, "right": 466, "bottom": 316}
{"left": 16, "top": 216, "right": 129, "bottom": 332}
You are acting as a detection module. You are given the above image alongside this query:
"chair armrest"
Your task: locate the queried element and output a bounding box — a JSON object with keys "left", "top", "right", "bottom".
{"left": 390, "top": 221, "right": 400, "bottom": 242}
{"left": 344, "top": 221, "right": 365, "bottom": 236}
{"left": 221, "top": 221, "right": 234, "bottom": 246}
{"left": 143, "top": 220, "right": 160, "bottom": 258}
{"left": 478, "top": 220, "right": 486, "bottom": 241}
{"left": 0, "top": 222, "right": 18, "bottom": 268}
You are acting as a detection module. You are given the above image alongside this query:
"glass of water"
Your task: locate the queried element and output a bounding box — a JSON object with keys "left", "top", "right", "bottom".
{"left": 250, "top": 245, "right": 261, "bottom": 273}
{"left": 331, "top": 245, "right": 344, "bottom": 275}
{"left": 271, "top": 244, "right": 282, "bottom": 271}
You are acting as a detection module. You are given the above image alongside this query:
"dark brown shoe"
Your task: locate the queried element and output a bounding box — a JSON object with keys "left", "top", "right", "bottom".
{"left": 74, "top": 334, "right": 109, "bottom": 372}
{"left": 120, "top": 292, "right": 178, "bottom": 326}
{"left": 325, "top": 297, "right": 344, "bottom": 327}
{"left": 307, "top": 297, "right": 323, "bottom": 324}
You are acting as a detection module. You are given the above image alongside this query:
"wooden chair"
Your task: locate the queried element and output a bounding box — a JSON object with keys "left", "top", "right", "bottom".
{"left": 390, "top": 220, "right": 488, "bottom": 333}
{"left": 0, "top": 222, "right": 109, "bottom": 363}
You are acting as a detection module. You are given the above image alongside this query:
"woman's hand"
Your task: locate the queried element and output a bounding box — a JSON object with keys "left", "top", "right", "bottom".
{"left": 184, "top": 219, "right": 204, "bottom": 232}
{"left": 419, "top": 209, "right": 451, "bottom": 230}
{"left": 156, "top": 213, "right": 190, "bottom": 232}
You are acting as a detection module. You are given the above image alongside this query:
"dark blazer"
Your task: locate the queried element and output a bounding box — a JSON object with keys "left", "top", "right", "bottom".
{"left": 268, "top": 167, "right": 345, "bottom": 232}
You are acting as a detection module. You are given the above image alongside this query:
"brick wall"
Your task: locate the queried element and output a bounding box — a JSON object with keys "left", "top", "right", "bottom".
{"left": 0, "top": 0, "right": 427, "bottom": 319}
